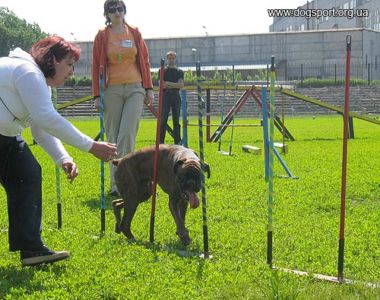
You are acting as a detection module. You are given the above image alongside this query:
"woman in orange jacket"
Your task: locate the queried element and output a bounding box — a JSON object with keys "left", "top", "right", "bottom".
{"left": 92, "top": 0, "right": 154, "bottom": 196}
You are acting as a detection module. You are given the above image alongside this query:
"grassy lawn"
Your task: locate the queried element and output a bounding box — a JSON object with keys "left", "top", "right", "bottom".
{"left": 0, "top": 115, "right": 379, "bottom": 299}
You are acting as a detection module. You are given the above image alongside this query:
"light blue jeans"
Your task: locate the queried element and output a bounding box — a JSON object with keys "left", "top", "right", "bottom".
{"left": 104, "top": 83, "right": 145, "bottom": 192}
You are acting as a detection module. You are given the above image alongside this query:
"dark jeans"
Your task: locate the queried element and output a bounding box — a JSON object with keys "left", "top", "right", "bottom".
{"left": 160, "top": 90, "right": 181, "bottom": 144}
{"left": 0, "top": 134, "right": 44, "bottom": 251}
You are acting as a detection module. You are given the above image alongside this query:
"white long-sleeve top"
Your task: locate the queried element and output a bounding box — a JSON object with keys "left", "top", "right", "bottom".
{"left": 0, "top": 48, "right": 93, "bottom": 165}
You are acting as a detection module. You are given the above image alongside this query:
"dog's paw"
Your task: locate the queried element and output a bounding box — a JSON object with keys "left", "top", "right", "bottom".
{"left": 180, "top": 235, "right": 192, "bottom": 246}
{"left": 177, "top": 230, "right": 192, "bottom": 246}
{"left": 121, "top": 230, "right": 136, "bottom": 242}
{"left": 114, "top": 223, "right": 121, "bottom": 234}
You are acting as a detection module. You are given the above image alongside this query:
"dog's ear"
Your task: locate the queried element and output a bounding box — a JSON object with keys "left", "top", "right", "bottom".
{"left": 203, "top": 162, "right": 211, "bottom": 178}
{"left": 173, "top": 160, "right": 185, "bottom": 174}
{"left": 112, "top": 159, "right": 121, "bottom": 166}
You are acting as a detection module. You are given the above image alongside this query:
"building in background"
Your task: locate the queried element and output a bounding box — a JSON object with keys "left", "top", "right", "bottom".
{"left": 73, "top": 1, "right": 380, "bottom": 81}
{"left": 74, "top": 28, "right": 380, "bottom": 81}
{"left": 270, "top": 0, "right": 380, "bottom": 32}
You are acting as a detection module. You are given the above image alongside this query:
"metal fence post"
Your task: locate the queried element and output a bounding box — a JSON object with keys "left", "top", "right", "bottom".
{"left": 232, "top": 64, "right": 235, "bottom": 84}
{"left": 368, "top": 63, "right": 370, "bottom": 85}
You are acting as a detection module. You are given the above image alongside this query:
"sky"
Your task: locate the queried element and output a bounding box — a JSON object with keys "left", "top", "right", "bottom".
{"left": 0, "top": 0, "right": 304, "bottom": 41}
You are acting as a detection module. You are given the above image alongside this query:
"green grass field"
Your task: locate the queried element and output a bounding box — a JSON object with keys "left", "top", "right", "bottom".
{"left": 0, "top": 116, "right": 379, "bottom": 299}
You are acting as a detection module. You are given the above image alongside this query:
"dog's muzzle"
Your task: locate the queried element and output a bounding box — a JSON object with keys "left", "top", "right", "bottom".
{"left": 182, "top": 191, "right": 200, "bottom": 209}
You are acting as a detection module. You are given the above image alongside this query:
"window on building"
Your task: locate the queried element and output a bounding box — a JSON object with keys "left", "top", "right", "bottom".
{"left": 343, "top": 2, "right": 349, "bottom": 9}
{"left": 300, "top": 24, "right": 305, "bottom": 31}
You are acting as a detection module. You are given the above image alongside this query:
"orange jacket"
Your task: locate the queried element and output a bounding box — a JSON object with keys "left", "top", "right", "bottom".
{"left": 92, "top": 24, "right": 153, "bottom": 97}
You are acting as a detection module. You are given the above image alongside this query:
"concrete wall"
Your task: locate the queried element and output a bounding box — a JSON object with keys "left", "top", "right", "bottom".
{"left": 73, "top": 28, "right": 380, "bottom": 80}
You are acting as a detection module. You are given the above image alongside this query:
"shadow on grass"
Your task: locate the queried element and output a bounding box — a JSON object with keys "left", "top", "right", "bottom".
{"left": 128, "top": 238, "right": 204, "bottom": 259}
{"left": 298, "top": 137, "right": 338, "bottom": 142}
{"left": 83, "top": 196, "right": 115, "bottom": 211}
{"left": 0, "top": 264, "right": 67, "bottom": 298}
{"left": 92, "top": 231, "right": 206, "bottom": 260}
{"left": 300, "top": 136, "right": 370, "bottom": 142}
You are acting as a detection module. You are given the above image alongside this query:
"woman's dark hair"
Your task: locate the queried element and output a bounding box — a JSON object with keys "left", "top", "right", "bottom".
{"left": 30, "top": 36, "right": 81, "bottom": 78}
{"left": 103, "top": 0, "right": 126, "bottom": 25}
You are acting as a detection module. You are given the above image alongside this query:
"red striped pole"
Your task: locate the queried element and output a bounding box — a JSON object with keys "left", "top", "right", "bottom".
{"left": 337, "top": 34, "right": 351, "bottom": 283}
{"left": 150, "top": 58, "right": 165, "bottom": 243}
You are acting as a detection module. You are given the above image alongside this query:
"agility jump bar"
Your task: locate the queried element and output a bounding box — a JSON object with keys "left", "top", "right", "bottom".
{"left": 250, "top": 87, "right": 295, "bottom": 141}
{"left": 209, "top": 88, "right": 252, "bottom": 142}
{"left": 187, "top": 123, "right": 262, "bottom": 127}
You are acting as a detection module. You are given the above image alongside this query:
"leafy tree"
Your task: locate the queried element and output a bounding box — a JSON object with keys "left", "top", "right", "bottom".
{"left": 184, "top": 69, "right": 197, "bottom": 83}
{"left": 253, "top": 69, "right": 268, "bottom": 81}
{"left": 0, "top": 7, "right": 48, "bottom": 57}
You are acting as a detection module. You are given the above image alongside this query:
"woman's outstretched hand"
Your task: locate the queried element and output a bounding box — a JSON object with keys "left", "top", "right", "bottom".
{"left": 89, "top": 141, "right": 117, "bottom": 161}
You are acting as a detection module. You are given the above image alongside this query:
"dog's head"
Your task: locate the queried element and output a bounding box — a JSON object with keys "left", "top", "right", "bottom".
{"left": 174, "top": 159, "right": 210, "bottom": 209}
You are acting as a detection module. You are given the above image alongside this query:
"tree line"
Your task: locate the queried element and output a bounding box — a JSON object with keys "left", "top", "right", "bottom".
{"left": 0, "top": 7, "right": 47, "bottom": 57}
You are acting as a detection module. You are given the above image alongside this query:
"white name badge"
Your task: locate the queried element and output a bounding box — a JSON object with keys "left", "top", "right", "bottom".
{"left": 122, "top": 40, "right": 133, "bottom": 48}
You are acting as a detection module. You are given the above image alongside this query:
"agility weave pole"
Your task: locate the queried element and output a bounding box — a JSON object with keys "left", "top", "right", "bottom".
{"left": 149, "top": 58, "right": 165, "bottom": 243}
{"left": 261, "top": 73, "right": 296, "bottom": 180}
{"left": 196, "top": 61, "right": 210, "bottom": 258}
{"left": 261, "top": 86, "right": 269, "bottom": 181}
{"left": 267, "top": 56, "right": 275, "bottom": 268}
{"left": 276, "top": 36, "right": 353, "bottom": 283}
{"left": 271, "top": 36, "right": 379, "bottom": 288}
{"left": 55, "top": 162, "right": 62, "bottom": 229}
{"left": 337, "top": 34, "right": 351, "bottom": 283}
{"left": 206, "top": 89, "right": 211, "bottom": 142}
{"left": 52, "top": 91, "right": 62, "bottom": 229}
{"left": 99, "top": 66, "right": 106, "bottom": 232}
{"left": 281, "top": 90, "right": 286, "bottom": 155}
{"left": 181, "top": 89, "right": 188, "bottom": 147}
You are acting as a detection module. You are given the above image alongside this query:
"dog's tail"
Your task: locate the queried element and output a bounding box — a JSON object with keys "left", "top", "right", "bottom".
{"left": 112, "top": 159, "right": 121, "bottom": 166}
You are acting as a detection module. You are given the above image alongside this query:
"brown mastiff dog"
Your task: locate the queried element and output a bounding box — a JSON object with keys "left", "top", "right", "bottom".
{"left": 111, "top": 144, "right": 210, "bottom": 245}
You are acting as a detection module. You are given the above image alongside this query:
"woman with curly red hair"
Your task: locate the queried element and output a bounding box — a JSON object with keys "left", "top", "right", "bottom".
{"left": 0, "top": 36, "right": 117, "bottom": 267}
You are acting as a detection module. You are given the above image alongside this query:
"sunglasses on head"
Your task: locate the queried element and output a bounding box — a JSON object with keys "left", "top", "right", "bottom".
{"left": 108, "top": 6, "right": 124, "bottom": 13}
